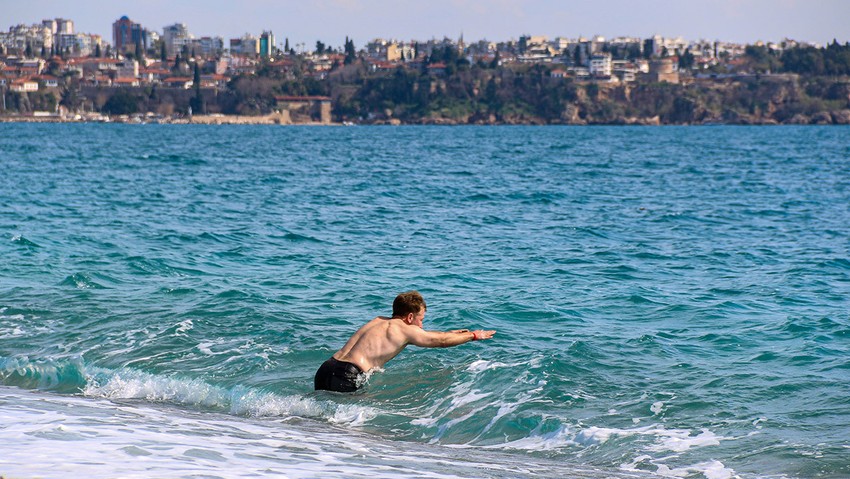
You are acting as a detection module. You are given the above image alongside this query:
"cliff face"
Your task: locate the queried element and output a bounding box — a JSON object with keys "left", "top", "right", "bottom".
{"left": 347, "top": 75, "right": 850, "bottom": 125}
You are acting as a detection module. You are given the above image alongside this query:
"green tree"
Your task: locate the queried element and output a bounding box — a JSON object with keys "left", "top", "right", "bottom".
{"left": 95, "top": 44, "right": 102, "bottom": 58}
{"left": 344, "top": 37, "right": 357, "bottom": 64}
{"left": 25, "top": 43, "right": 33, "bottom": 58}
{"left": 161, "top": 42, "right": 167, "bottom": 62}
{"left": 316, "top": 41, "right": 326, "bottom": 55}
{"left": 678, "top": 48, "right": 695, "bottom": 70}
{"left": 190, "top": 62, "right": 203, "bottom": 114}
{"left": 285, "top": 38, "right": 290, "bottom": 52}
{"left": 103, "top": 89, "right": 139, "bottom": 115}
{"left": 135, "top": 41, "right": 143, "bottom": 61}
{"left": 643, "top": 39, "right": 653, "bottom": 59}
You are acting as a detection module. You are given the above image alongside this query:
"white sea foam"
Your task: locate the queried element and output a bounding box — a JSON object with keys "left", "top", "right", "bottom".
{"left": 622, "top": 455, "right": 740, "bottom": 479}
{"left": 175, "top": 319, "right": 193, "bottom": 335}
{"left": 196, "top": 341, "right": 216, "bottom": 355}
{"left": 467, "top": 359, "right": 509, "bottom": 372}
{"left": 330, "top": 403, "right": 380, "bottom": 427}
{"left": 575, "top": 425, "right": 636, "bottom": 445}
{"left": 485, "top": 424, "right": 574, "bottom": 451}
{"left": 450, "top": 388, "right": 491, "bottom": 408}
{"left": 84, "top": 367, "right": 230, "bottom": 407}
{"left": 655, "top": 460, "right": 740, "bottom": 479}
{"left": 648, "top": 428, "right": 722, "bottom": 453}
{"left": 5, "top": 387, "right": 548, "bottom": 479}
{"left": 651, "top": 401, "right": 665, "bottom": 414}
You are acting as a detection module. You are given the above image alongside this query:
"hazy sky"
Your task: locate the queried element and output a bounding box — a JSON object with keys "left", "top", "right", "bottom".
{"left": 4, "top": 0, "right": 849, "bottom": 50}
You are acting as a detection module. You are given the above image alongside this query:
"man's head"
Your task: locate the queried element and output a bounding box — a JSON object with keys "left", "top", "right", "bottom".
{"left": 392, "top": 291, "right": 426, "bottom": 319}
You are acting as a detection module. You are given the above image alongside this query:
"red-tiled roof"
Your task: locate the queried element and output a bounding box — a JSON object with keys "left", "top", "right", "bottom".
{"left": 274, "top": 95, "right": 331, "bottom": 101}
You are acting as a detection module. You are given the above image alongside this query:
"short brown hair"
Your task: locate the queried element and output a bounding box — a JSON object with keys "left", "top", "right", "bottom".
{"left": 392, "top": 291, "right": 426, "bottom": 317}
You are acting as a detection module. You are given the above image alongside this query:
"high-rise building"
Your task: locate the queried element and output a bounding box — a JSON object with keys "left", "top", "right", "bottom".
{"left": 112, "top": 16, "right": 150, "bottom": 55}
{"left": 259, "top": 30, "right": 275, "bottom": 57}
{"left": 42, "top": 19, "right": 57, "bottom": 35}
{"left": 56, "top": 18, "right": 74, "bottom": 35}
{"left": 113, "top": 16, "right": 134, "bottom": 53}
{"left": 230, "top": 34, "right": 259, "bottom": 56}
{"left": 163, "top": 23, "right": 192, "bottom": 56}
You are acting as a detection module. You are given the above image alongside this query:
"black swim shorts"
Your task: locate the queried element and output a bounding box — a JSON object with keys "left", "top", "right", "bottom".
{"left": 314, "top": 357, "right": 364, "bottom": 392}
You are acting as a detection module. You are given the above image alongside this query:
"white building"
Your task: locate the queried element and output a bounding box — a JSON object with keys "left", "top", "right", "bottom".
{"left": 116, "top": 59, "right": 139, "bottom": 78}
{"left": 0, "top": 24, "right": 53, "bottom": 53}
{"left": 195, "top": 36, "right": 224, "bottom": 57}
{"left": 230, "top": 34, "right": 259, "bottom": 56}
{"left": 57, "top": 33, "right": 96, "bottom": 56}
{"left": 56, "top": 18, "right": 74, "bottom": 35}
{"left": 163, "top": 23, "right": 193, "bottom": 56}
{"left": 590, "top": 53, "right": 612, "bottom": 77}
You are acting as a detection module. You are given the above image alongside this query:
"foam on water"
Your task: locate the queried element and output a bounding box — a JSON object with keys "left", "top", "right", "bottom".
{"left": 0, "top": 386, "right": 650, "bottom": 479}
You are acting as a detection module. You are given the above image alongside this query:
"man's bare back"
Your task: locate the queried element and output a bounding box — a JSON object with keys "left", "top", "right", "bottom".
{"left": 314, "top": 291, "right": 496, "bottom": 392}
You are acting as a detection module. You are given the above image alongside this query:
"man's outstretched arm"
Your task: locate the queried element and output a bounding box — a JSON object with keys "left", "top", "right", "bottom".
{"left": 407, "top": 328, "right": 496, "bottom": 348}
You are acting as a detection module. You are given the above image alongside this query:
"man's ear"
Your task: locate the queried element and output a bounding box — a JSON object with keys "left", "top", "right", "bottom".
{"left": 403, "top": 312, "right": 414, "bottom": 324}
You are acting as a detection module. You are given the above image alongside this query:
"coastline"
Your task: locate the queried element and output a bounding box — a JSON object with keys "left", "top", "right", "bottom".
{"left": 1, "top": 113, "right": 848, "bottom": 125}
{"left": 0, "top": 113, "right": 339, "bottom": 125}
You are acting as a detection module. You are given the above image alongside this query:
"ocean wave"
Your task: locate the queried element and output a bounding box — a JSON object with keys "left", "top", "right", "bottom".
{"left": 0, "top": 355, "right": 378, "bottom": 427}
{"left": 10, "top": 234, "right": 40, "bottom": 248}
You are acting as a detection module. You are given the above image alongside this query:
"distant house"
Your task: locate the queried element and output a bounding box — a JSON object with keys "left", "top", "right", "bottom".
{"left": 10, "top": 77, "right": 39, "bottom": 92}
{"left": 162, "top": 76, "right": 193, "bottom": 88}
{"left": 550, "top": 68, "right": 568, "bottom": 79}
{"left": 112, "top": 77, "right": 140, "bottom": 87}
{"left": 428, "top": 62, "right": 447, "bottom": 76}
{"left": 590, "top": 53, "right": 612, "bottom": 77}
{"left": 367, "top": 59, "right": 397, "bottom": 73}
{"left": 199, "top": 74, "right": 227, "bottom": 89}
{"left": 37, "top": 74, "right": 60, "bottom": 88}
{"left": 140, "top": 68, "right": 172, "bottom": 83}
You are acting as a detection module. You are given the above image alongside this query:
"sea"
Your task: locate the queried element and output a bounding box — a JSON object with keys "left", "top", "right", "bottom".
{"left": 0, "top": 124, "right": 848, "bottom": 479}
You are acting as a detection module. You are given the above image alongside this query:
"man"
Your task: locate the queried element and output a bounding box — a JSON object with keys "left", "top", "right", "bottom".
{"left": 314, "top": 291, "right": 496, "bottom": 392}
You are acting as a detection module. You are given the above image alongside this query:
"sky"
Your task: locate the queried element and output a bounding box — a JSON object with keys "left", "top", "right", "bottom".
{"left": 4, "top": 0, "right": 849, "bottom": 50}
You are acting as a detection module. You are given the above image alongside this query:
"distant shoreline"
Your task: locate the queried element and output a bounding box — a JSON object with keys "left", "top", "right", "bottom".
{"left": 0, "top": 113, "right": 339, "bottom": 125}
{"left": 1, "top": 114, "right": 847, "bottom": 126}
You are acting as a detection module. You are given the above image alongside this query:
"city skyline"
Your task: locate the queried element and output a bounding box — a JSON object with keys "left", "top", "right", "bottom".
{"left": 4, "top": 0, "right": 850, "bottom": 50}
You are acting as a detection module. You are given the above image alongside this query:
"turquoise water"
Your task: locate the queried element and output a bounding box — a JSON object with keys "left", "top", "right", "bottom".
{"left": 1, "top": 124, "right": 848, "bottom": 478}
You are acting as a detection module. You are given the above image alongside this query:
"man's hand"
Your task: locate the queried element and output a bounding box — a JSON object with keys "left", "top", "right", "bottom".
{"left": 471, "top": 330, "right": 496, "bottom": 340}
